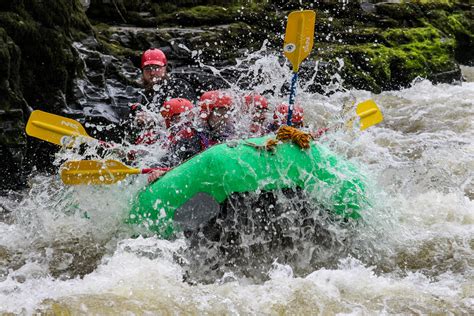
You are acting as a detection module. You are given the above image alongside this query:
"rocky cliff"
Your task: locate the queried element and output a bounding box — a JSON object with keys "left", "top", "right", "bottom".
{"left": 0, "top": 0, "right": 91, "bottom": 189}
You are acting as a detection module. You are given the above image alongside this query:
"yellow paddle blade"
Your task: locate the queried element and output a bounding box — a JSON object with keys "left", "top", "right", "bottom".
{"left": 60, "top": 160, "right": 140, "bottom": 185}
{"left": 356, "top": 99, "right": 384, "bottom": 130}
{"left": 26, "top": 110, "right": 93, "bottom": 146}
{"left": 283, "top": 10, "right": 316, "bottom": 72}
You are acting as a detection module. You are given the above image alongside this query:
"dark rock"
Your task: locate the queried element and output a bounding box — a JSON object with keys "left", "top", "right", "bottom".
{"left": 184, "top": 188, "right": 354, "bottom": 283}
{"left": 0, "top": 109, "right": 27, "bottom": 190}
{"left": 428, "top": 65, "right": 463, "bottom": 85}
{"left": 0, "top": 0, "right": 92, "bottom": 189}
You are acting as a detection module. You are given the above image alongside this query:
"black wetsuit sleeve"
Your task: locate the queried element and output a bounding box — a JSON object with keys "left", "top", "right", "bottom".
{"left": 160, "top": 135, "right": 202, "bottom": 168}
{"left": 120, "top": 94, "right": 146, "bottom": 143}
{"left": 122, "top": 111, "right": 141, "bottom": 144}
{"left": 174, "top": 136, "right": 202, "bottom": 161}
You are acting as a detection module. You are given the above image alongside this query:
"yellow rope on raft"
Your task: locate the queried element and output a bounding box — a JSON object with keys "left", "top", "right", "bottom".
{"left": 245, "top": 126, "right": 313, "bottom": 151}
{"left": 277, "top": 126, "right": 313, "bottom": 148}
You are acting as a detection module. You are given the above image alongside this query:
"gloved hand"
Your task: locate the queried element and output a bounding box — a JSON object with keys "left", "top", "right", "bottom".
{"left": 135, "top": 111, "right": 154, "bottom": 126}
{"left": 147, "top": 169, "right": 168, "bottom": 183}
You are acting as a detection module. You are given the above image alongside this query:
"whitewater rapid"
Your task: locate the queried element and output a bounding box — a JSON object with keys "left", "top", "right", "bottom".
{"left": 0, "top": 67, "right": 472, "bottom": 313}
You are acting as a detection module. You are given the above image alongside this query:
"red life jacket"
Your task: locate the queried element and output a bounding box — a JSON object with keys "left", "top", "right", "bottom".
{"left": 167, "top": 128, "right": 196, "bottom": 145}
{"left": 168, "top": 128, "right": 209, "bottom": 153}
{"left": 314, "top": 127, "right": 329, "bottom": 138}
{"left": 134, "top": 130, "right": 159, "bottom": 145}
{"left": 249, "top": 122, "right": 267, "bottom": 136}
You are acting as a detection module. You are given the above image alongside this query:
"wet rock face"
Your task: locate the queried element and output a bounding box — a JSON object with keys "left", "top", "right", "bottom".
{"left": 0, "top": 0, "right": 92, "bottom": 189}
{"left": 0, "top": 28, "right": 22, "bottom": 111}
{"left": 79, "top": 0, "right": 91, "bottom": 10}
{"left": 0, "top": 1, "right": 91, "bottom": 111}
{"left": 87, "top": 0, "right": 473, "bottom": 94}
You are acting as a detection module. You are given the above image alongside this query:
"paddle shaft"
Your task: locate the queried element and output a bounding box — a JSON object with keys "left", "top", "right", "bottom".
{"left": 61, "top": 167, "right": 168, "bottom": 177}
{"left": 286, "top": 72, "right": 299, "bottom": 126}
{"left": 60, "top": 159, "right": 171, "bottom": 185}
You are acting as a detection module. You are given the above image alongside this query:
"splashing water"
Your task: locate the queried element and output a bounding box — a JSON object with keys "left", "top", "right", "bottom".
{"left": 0, "top": 50, "right": 473, "bottom": 313}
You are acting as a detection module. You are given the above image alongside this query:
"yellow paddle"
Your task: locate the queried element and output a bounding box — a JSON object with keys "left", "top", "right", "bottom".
{"left": 342, "top": 99, "right": 384, "bottom": 132}
{"left": 26, "top": 110, "right": 98, "bottom": 146}
{"left": 284, "top": 10, "right": 316, "bottom": 73}
{"left": 356, "top": 99, "right": 384, "bottom": 130}
{"left": 313, "top": 99, "right": 383, "bottom": 138}
{"left": 283, "top": 10, "right": 316, "bottom": 126}
{"left": 60, "top": 159, "right": 169, "bottom": 185}
{"left": 348, "top": 99, "right": 384, "bottom": 132}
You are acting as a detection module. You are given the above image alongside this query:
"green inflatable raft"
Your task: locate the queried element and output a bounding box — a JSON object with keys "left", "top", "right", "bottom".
{"left": 128, "top": 136, "right": 368, "bottom": 238}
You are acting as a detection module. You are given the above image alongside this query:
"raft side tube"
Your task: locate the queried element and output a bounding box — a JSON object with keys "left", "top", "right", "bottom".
{"left": 128, "top": 136, "right": 368, "bottom": 237}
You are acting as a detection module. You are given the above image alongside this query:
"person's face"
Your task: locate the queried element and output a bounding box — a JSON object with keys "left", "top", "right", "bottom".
{"left": 250, "top": 122, "right": 264, "bottom": 135}
{"left": 274, "top": 111, "right": 287, "bottom": 126}
{"left": 292, "top": 121, "right": 303, "bottom": 128}
{"left": 252, "top": 107, "right": 268, "bottom": 123}
{"left": 142, "top": 64, "right": 167, "bottom": 88}
{"left": 208, "top": 107, "right": 232, "bottom": 131}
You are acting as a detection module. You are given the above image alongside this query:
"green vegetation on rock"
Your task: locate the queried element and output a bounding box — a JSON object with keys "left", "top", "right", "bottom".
{"left": 321, "top": 26, "right": 458, "bottom": 92}
{"left": 0, "top": 1, "right": 92, "bottom": 113}
{"left": 90, "top": 0, "right": 473, "bottom": 89}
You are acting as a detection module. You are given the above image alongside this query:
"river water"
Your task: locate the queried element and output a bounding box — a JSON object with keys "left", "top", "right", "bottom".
{"left": 0, "top": 62, "right": 472, "bottom": 314}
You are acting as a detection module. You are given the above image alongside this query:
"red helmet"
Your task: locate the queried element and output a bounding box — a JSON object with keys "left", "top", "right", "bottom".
{"left": 199, "top": 90, "right": 233, "bottom": 118}
{"left": 244, "top": 93, "right": 269, "bottom": 111}
{"left": 141, "top": 48, "right": 167, "bottom": 69}
{"left": 274, "top": 103, "right": 304, "bottom": 125}
{"left": 161, "top": 98, "right": 193, "bottom": 128}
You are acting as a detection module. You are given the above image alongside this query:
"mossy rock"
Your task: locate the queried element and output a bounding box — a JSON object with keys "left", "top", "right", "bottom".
{"left": 0, "top": 0, "right": 96, "bottom": 184}
{"left": 0, "top": 109, "right": 26, "bottom": 146}
{"left": 403, "top": 0, "right": 456, "bottom": 11}
{"left": 0, "top": 28, "right": 23, "bottom": 112}
{"left": 29, "top": 0, "right": 91, "bottom": 38}
{"left": 375, "top": 2, "right": 425, "bottom": 23}
{"left": 0, "top": 12, "right": 74, "bottom": 111}
{"left": 0, "top": 1, "right": 92, "bottom": 112}
{"left": 425, "top": 10, "right": 474, "bottom": 65}
{"left": 318, "top": 25, "right": 458, "bottom": 91}
{"left": 93, "top": 25, "right": 138, "bottom": 58}
{"left": 188, "top": 22, "right": 262, "bottom": 62}
{"left": 176, "top": 6, "right": 236, "bottom": 25}
{"left": 87, "top": 0, "right": 128, "bottom": 24}
{"left": 336, "top": 27, "right": 387, "bottom": 45}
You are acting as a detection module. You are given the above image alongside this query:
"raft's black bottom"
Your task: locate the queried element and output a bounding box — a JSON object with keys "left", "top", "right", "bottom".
{"left": 182, "top": 188, "right": 356, "bottom": 284}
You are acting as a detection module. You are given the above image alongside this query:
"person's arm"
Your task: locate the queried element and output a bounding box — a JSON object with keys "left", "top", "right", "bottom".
{"left": 174, "top": 135, "right": 202, "bottom": 161}
{"left": 122, "top": 99, "right": 145, "bottom": 143}
{"left": 148, "top": 169, "right": 168, "bottom": 183}
{"left": 169, "top": 77, "right": 198, "bottom": 103}
{"left": 154, "top": 130, "right": 201, "bottom": 168}
{"left": 310, "top": 127, "right": 330, "bottom": 139}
